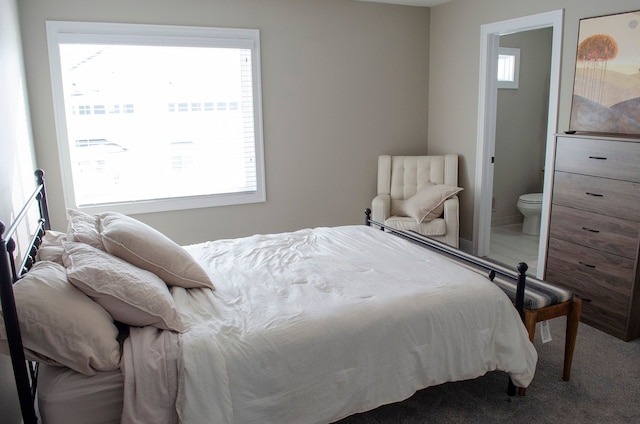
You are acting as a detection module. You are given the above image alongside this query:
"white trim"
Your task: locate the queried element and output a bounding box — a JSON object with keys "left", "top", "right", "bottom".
{"left": 474, "top": 9, "right": 563, "bottom": 279}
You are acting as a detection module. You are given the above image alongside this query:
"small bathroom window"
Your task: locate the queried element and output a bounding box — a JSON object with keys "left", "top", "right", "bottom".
{"left": 497, "top": 47, "right": 520, "bottom": 89}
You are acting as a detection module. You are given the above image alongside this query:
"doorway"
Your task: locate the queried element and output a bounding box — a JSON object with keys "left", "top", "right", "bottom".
{"left": 473, "top": 9, "right": 563, "bottom": 279}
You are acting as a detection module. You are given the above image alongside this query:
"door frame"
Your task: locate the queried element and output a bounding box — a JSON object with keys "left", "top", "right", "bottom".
{"left": 473, "top": 9, "right": 563, "bottom": 278}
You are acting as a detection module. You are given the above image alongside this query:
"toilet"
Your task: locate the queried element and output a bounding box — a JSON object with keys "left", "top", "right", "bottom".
{"left": 516, "top": 193, "right": 543, "bottom": 235}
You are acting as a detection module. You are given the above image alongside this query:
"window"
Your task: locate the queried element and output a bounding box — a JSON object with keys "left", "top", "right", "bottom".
{"left": 497, "top": 47, "right": 520, "bottom": 89}
{"left": 46, "top": 21, "right": 265, "bottom": 215}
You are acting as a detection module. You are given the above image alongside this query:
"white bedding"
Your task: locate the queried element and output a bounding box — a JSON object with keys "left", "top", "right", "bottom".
{"left": 140, "top": 225, "right": 536, "bottom": 424}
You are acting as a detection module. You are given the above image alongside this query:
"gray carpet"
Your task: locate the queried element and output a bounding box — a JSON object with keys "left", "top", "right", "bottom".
{"left": 335, "top": 318, "right": 640, "bottom": 424}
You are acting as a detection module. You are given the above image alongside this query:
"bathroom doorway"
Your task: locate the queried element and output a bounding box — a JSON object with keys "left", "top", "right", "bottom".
{"left": 473, "top": 10, "right": 563, "bottom": 279}
{"left": 486, "top": 27, "right": 553, "bottom": 276}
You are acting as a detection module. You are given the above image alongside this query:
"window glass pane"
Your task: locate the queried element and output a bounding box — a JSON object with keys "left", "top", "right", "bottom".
{"left": 497, "top": 47, "right": 520, "bottom": 89}
{"left": 497, "top": 54, "right": 515, "bottom": 82}
{"left": 55, "top": 40, "right": 261, "bottom": 209}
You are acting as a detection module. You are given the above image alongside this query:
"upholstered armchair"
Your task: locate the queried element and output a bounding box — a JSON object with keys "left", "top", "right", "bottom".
{"left": 371, "top": 154, "right": 460, "bottom": 248}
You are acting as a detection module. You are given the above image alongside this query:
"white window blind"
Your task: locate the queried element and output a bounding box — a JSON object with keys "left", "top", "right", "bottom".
{"left": 46, "top": 21, "right": 265, "bottom": 215}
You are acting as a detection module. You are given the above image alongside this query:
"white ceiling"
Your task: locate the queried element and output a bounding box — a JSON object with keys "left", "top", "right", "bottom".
{"left": 356, "top": 0, "right": 450, "bottom": 7}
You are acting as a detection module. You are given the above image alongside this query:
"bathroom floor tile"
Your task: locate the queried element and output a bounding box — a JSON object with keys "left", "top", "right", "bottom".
{"left": 486, "top": 224, "right": 539, "bottom": 276}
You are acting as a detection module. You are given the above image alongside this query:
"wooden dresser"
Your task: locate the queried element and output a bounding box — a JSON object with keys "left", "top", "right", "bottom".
{"left": 545, "top": 134, "right": 640, "bottom": 341}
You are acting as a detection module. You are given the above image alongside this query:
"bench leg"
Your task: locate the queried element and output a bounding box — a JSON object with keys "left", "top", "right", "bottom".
{"left": 563, "top": 298, "right": 582, "bottom": 381}
{"left": 524, "top": 310, "right": 537, "bottom": 343}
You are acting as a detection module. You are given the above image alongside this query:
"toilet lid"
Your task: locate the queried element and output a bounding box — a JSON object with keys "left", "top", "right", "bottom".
{"left": 519, "top": 193, "right": 543, "bottom": 204}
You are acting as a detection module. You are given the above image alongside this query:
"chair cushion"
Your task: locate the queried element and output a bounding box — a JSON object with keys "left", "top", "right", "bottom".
{"left": 397, "top": 184, "right": 463, "bottom": 223}
{"left": 492, "top": 275, "right": 574, "bottom": 310}
{"left": 384, "top": 216, "right": 447, "bottom": 237}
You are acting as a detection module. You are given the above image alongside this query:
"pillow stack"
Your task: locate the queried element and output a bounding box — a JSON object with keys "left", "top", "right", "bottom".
{"left": 1, "top": 209, "right": 215, "bottom": 376}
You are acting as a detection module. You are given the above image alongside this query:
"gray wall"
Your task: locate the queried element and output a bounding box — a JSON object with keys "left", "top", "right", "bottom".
{"left": 492, "top": 28, "right": 552, "bottom": 225}
{"left": 17, "top": 0, "right": 431, "bottom": 244}
{"left": 1, "top": 0, "right": 37, "bottom": 421}
{"left": 427, "top": 0, "right": 640, "bottom": 242}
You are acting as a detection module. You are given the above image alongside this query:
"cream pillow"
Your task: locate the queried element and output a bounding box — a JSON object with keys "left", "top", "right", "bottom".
{"left": 99, "top": 212, "right": 214, "bottom": 289}
{"left": 63, "top": 242, "right": 185, "bottom": 332}
{"left": 35, "top": 230, "right": 67, "bottom": 265}
{"left": 398, "top": 184, "right": 463, "bottom": 224}
{"left": 0, "top": 261, "right": 121, "bottom": 376}
{"left": 67, "top": 208, "right": 104, "bottom": 250}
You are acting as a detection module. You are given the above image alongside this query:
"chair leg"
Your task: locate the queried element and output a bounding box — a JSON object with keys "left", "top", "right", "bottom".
{"left": 562, "top": 298, "right": 582, "bottom": 381}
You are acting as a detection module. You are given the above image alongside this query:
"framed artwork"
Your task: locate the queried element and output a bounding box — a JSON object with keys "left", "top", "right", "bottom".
{"left": 569, "top": 10, "right": 640, "bottom": 136}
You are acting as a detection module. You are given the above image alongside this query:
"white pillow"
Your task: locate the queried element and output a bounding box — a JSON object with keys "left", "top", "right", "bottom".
{"left": 35, "top": 230, "right": 67, "bottom": 265}
{"left": 0, "top": 261, "right": 121, "bottom": 376}
{"left": 63, "top": 242, "right": 184, "bottom": 332}
{"left": 67, "top": 208, "right": 104, "bottom": 250}
{"left": 398, "top": 184, "right": 463, "bottom": 224}
{"left": 99, "top": 212, "right": 214, "bottom": 289}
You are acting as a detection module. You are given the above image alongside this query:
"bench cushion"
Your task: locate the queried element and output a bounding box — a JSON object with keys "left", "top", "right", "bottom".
{"left": 493, "top": 275, "right": 574, "bottom": 310}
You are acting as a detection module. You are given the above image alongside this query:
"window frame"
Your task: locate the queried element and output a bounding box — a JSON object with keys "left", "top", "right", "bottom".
{"left": 46, "top": 20, "right": 266, "bottom": 215}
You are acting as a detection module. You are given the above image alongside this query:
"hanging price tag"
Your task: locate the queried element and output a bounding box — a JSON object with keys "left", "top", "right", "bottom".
{"left": 540, "top": 320, "right": 552, "bottom": 343}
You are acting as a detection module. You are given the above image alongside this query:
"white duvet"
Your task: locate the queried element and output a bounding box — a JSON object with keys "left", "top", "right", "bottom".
{"left": 127, "top": 225, "right": 537, "bottom": 424}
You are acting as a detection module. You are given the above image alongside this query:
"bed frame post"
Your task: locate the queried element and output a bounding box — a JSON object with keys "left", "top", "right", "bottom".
{"left": 35, "top": 169, "right": 51, "bottom": 231}
{"left": 0, "top": 222, "right": 38, "bottom": 424}
{"left": 507, "top": 262, "right": 528, "bottom": 396}
{"left": 515, "top": 262, "right": 527, "bottom": 319}
{"left": 365, "top": 208, "right": 372, "bottom": 226}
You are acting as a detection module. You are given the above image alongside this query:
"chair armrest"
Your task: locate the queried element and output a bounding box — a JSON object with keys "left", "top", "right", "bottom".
{"left": 442, "top": 196, "right": 459, "bottom": 248}
{"left": 371, "top": 194, "right": 391, "bottom": 224}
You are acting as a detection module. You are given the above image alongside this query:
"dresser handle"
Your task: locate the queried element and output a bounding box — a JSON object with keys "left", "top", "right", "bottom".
{"left": 586, "top": 192, "right": 604, "bottom": 197}
{"left": 579, "top": 261, "right": 596, "bottom": 269}
{"left": 588, "top": 156, "right": 607, "bottom": 160}
{"left": 582, "top": 227, "right": 600, "bottom": 233}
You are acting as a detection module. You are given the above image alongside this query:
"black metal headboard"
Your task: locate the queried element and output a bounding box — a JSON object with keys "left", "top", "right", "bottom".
{"left": 1, "top": 169, "right": 50, "bottom": 424}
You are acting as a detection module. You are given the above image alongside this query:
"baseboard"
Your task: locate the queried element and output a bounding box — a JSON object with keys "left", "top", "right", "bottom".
{"left": 459, "top": 238, "right": 472, "bottom": 254}
{"left": 491, "top": 215, "right": 523, "bottom": 228}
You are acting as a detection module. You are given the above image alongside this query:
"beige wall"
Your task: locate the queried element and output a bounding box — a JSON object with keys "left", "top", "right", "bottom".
{"left": 428, "top": 0, "right": 639, "bottom": 242}
{"left": 17, "top": 0, "right": 430, "bottom": 244}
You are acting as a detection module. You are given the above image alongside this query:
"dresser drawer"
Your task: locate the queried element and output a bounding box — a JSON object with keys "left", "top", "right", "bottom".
{"left": 549, "top": 205, "right": 639, "bottom": 259}
{"left": 552, "top": 171, "right": 640, "bottom": 221}
{"left": 546, "top": 238, "right": 635, "bottom": 296}
{"left": 546, "top": 267, "right": 631, "bottom": 340}
{"left": 555, "top": 136, "right": 640, "bottom": 182}
{"left": 546, "top": 267, "right": 629, "bottom": 337}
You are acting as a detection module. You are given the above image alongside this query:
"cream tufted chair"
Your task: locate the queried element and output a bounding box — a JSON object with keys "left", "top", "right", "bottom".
{"left": 371, "top": 154, "right": 460, "bottom": 248}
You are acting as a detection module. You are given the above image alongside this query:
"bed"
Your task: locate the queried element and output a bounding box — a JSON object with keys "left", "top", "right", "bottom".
{"left": 1, "top": 170, "right": 537, "bottom": 424}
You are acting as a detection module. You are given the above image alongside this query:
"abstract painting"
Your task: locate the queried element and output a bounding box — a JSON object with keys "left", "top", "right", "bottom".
{"left": 569, "top": 10, "right": 640, "bottom": 135}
